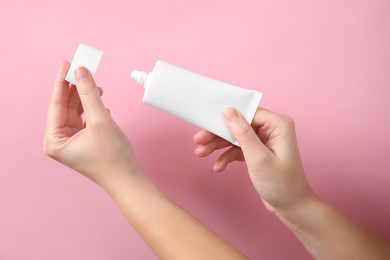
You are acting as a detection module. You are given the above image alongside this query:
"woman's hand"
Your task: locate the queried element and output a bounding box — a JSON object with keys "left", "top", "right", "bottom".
{"left": 193, "top": 107, "right": 315, "bottom": 213}
{"left": 43, "top": 61, "right": 139, "bottom": 188}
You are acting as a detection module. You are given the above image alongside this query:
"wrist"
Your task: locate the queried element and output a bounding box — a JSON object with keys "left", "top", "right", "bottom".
{"left": 274, "top": 191, "right": 321, "bottom": 232}
{"left": 94, "top": 163, "right": 146, "bottom": 196}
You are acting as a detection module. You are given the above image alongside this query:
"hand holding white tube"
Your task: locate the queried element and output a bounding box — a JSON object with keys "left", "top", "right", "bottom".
{"left": 194, "top": 107, "right": 313, "bottom": 213}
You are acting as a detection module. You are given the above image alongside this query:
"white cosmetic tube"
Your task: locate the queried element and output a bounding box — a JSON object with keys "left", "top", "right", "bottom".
{"left": 131, "top": 60, "right": 262, "bottom": 145}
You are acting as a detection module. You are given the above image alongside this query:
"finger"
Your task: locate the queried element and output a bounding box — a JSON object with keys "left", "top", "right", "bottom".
{"left": 46, "top": 60, "right": 71, "bottom": 129}
{"left": 223, "top": 107, "right": 272, "bottom": 165}
{"left": 251, "top": 107, "right": 285, "bottom": 128}
{"left": 77, "top": 102, "right": 84, "bottom": 115}
{"left": 98, "top": 87, "right": 103, "bottom": 96}
{"left": 213, "top": 146, "right": 244, "bottom": 172}
{"left": 67, "top": 84, "right": 83, "bottom": 128}
{"left": 88, "top": 87, "right": 103, "bottom": 116}
{"left": 251, "top": 107, "right": 299, "bottom": 162}
{"left": 194, "top": 137, "right": 231, "bottom": 157}
{"left": 74, "top": 67, "right": 107, "bottom": 120}
{"left": 193, "top": 130, "right": 218, "bottom": 145}
{"left": 72, "top": 85, "right": 103, "bottom": 115}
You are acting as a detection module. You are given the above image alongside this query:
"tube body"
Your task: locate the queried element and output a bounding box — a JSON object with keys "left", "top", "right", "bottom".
{"left": 133, "top": 60, "right": 262, "bottom": 145}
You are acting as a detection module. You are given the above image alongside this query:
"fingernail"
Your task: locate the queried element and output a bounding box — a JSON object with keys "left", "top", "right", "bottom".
{"left": 195, "top": 145, "right": 205, "bottom": 155}
{"left": 224, "top": 108, "right": 239, "bottom": 123}
{"left": 75, "top": 66, "right": 90, "bottom": 82}
{"left": 213, "top": 161, "right": 222, "bottom": 172}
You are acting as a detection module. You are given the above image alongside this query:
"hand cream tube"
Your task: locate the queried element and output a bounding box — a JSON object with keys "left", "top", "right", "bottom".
{"left": 131, "top": 60, "right": 262, "bottom": 145}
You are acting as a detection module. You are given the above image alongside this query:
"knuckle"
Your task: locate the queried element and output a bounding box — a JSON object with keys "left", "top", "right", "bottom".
{"left": 43, "top": 142, "right": 58, "bottom": 158}
{"left": 78, "top": 84, "right": 97, "bottom": 97}
{"left": 90, "top": 116, "right": 107, "bottom": 129}
{"left": 43, "top": 137, "right": 62, "bottom": 159}
{"left": 279, "top": 115, "right": 295, "bottom": 130}
{"left": 236, "top": 120, "right": 252, "bottom": 135}
{"left": 284, "top": 116, "right": 295, "bottom": 126}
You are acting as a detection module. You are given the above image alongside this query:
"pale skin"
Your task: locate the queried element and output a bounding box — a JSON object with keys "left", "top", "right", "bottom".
{"left": 44, "top": 60, "right": 390, "bottom": 259}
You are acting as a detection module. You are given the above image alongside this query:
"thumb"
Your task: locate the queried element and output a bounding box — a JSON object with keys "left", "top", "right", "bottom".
{"left": 223, "top": 107, "right": 269, "bottom": 160}
{"left": 74, "top": 66, "right": 106, "bottom": 119}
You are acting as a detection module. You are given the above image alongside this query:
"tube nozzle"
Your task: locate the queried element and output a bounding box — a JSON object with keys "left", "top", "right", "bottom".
{"left": 131, "top": 70, "right": 148, "bottom": 85}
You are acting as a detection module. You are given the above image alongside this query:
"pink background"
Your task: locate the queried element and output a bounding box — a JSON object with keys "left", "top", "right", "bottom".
{"left": 1, "top": 0, "right": 389, "bottom": 259}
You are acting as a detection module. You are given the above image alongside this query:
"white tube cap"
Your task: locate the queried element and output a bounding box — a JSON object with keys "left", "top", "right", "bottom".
{"left": 65, "top": 44, "right": 103, "bottom": 85}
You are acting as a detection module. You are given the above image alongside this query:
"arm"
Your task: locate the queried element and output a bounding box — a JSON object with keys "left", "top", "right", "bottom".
{"left": 194, "top": 107, "right": 390, "bottom": 259}
{"left": 107, "top": 174, "right": 245, "bottom": 260}
{"left": 43, "top": 61, "right": 247, "bottom": 260}
{"left": 279, "top": 195, "right": 390, "bottom": 260}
